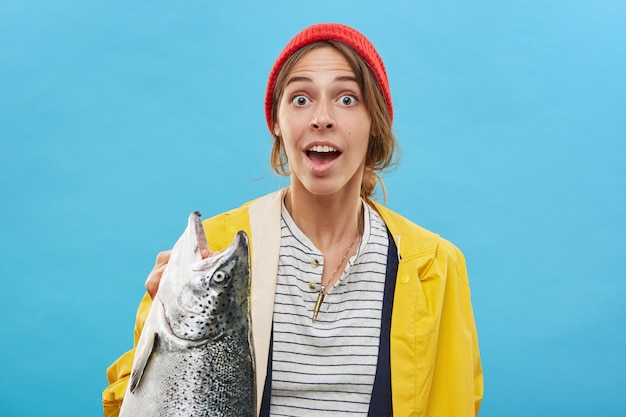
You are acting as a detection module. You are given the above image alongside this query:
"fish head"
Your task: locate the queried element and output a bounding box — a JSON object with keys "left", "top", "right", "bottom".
{"left": 160, "top": 220, "right": 251, "bottom": 343}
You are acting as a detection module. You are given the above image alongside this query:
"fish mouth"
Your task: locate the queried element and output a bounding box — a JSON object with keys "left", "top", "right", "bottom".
{"left": 192, "top": 211, "right": 210, "bottom": 256}
{"left": 213, "top": 230, "right": 248, "bottom": 264}
{"left": 189, "top": 231, "right": 249, "bottom": 276}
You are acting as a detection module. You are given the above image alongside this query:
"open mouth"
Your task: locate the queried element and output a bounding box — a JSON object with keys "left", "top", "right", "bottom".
{"left": 306, "top": 145, "right": 341, "bottom": 164}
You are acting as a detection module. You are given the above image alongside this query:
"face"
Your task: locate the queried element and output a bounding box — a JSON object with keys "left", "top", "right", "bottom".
{"left": 273, "top": 46, "right": 372, "bottom": 199}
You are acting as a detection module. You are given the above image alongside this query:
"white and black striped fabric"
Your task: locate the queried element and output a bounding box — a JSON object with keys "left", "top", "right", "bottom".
{"left": 269, "top": 201, "right": 389, "bottom": 416}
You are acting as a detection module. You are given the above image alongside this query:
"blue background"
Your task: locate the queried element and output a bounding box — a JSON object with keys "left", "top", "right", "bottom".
{"left": 1, "top": 1, "right": 624, "bottom": 416}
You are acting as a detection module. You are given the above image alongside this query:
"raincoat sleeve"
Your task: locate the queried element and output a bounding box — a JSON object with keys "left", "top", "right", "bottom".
{"left": 101, "top": 292, "right": 153, "bottom": 417}
{"left": 425, "top": 244, "right": 483, "bottom": 416}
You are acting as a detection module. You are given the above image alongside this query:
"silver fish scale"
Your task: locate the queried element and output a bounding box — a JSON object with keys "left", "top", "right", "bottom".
{"left": 161, "top": 334, "right": 255, "bottom": 416}
{"left": 121, "top": 332, "right": 254, "bottom": 416}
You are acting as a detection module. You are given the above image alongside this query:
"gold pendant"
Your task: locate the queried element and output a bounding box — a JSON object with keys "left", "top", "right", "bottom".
{"left": 312, "top": 288, "right": 325, "bottom": 323}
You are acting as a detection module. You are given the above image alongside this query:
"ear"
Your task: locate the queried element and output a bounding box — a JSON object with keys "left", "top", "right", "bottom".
{"left": 273, "top": 123, "right": 281, "bottom": 137}
{"left": 369, "top": 123, "right": 378, "bottom": 138}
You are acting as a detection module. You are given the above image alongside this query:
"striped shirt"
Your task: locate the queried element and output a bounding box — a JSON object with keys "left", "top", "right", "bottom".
{"left": 270, "top": 200, "right": 389, "bottom": 416}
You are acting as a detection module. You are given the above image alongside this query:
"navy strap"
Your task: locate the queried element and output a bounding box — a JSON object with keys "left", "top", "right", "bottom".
{"left": 367, "top": 227, "right": 398, "bottom": 416}
{"left": 259, "top": 326, "right": 273, "bottom": 417}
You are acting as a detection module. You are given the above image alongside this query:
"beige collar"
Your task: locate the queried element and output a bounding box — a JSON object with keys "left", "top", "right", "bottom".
{"left": 247, "top": 188, "right": 285, "bottom": 414}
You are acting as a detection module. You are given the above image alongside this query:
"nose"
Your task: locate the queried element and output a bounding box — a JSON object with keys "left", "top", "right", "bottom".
{"left": 310, "top": 101, "right": 334, "bottom": 130}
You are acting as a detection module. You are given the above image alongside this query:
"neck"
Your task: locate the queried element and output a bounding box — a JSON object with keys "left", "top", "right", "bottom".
{"left": 284, "top": 183, "right": 363, "bottom": 253}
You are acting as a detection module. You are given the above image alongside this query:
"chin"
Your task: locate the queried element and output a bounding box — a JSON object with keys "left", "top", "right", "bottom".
{"left": 302, "top": 179, "right": 357, "bottom": 199}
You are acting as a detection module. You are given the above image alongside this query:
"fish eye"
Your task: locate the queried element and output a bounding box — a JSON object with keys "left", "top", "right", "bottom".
{"left": 212, "top": 270, "right": 229, "bottom": 284}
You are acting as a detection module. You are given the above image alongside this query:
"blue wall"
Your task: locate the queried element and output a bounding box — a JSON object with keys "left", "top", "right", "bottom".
{"left": 1, "top": 1, "right": 624, "bottom": 416}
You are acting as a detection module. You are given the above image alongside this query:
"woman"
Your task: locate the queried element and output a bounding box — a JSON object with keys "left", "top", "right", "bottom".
{"left": 103, "top": 23, "right": 483, "bottom": 417}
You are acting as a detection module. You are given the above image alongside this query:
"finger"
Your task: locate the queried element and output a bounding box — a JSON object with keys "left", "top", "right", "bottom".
{"left": 145, "top": 251, "right": 171, "bottom": 298}
{"left": 145, "top": 272, "right": 160, "bottom": 299}
{"left": 154, "top": 250, "right": 171, "bottom": 267}
{"left": 200, "top": 248, "right": 220, "bottom": 259}
{"left": 191, "top": 251, "right": 221, "bottom": 271}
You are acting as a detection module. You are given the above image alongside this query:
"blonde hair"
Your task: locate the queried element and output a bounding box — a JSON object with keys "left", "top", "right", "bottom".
{"left": 269, "top": 40, "right": 398, "bottom": 200}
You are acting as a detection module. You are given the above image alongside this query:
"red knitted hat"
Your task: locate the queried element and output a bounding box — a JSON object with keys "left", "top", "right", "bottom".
{"left": 264, "top": 23, "right": 393, "bottom": 133}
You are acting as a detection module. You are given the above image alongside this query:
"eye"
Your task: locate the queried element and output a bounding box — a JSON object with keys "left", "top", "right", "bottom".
{"left": 212, "top": 270, "right": 229, "bottom": 284}
{"left": 339, "top": 95, "right": 357, "bottom": 106}
{"left": 291, "top": 95, "right": 310, "bottom": 106}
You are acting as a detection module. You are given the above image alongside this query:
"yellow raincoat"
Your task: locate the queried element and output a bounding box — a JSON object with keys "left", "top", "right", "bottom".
{"left": 103, "top": 190, "right": 483, "bottom": 416}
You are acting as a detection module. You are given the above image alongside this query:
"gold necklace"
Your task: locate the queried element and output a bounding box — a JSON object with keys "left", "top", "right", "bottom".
{"left": 312, "top": 229, "right": 361, "bottom": 323}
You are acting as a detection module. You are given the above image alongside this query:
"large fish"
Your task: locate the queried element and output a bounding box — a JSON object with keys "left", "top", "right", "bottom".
{"left": 119, "top": 212, "right": 255, "bottom": 417}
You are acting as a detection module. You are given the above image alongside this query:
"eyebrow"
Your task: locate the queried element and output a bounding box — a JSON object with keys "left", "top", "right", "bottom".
{"left": 285, "top": 75, "right": 359, "bottom": 86}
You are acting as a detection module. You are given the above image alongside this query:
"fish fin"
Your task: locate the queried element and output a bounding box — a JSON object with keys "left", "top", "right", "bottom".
{"left": 129, "top": 332, "right": 158, "bottom": 393}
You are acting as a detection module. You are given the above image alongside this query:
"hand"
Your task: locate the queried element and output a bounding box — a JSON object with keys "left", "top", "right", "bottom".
{"left": 145, "top": 247, "right": 213, "bottom": 298}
